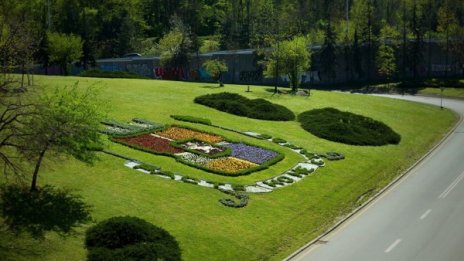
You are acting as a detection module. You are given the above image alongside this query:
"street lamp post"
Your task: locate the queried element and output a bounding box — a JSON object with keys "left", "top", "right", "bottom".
{"left": 440, "top": 86, "right": 444, "bottom": 109}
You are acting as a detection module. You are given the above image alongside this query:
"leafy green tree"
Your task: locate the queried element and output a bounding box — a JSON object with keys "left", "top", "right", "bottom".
{"left": 158, "top": 15, "right": 192, "bottom": 67}
{"left": 437, "top": 0, "right": 459, "bottom": 78}
{"left": 202, "top": 59, "right": 228, "bottom": 86}
{"left": 263, "top": 36, "right": 311, "bottom": 93}
{"left": 376, "top": 45, "right": 397, "bottom": 84}
{"left": 320, "top": 20, "right": 337, "bottom": 82}
{"left": 199, "top": 39, "right": 220, "bottom": 53}
{"left": 376, "top": 24, "right": 400, "bottom": 84}
{"left": 18, "top": 84, "right": 106, "bottom": 191}
{"left": 47, "top": 32, "right": 83, "bottom": 75}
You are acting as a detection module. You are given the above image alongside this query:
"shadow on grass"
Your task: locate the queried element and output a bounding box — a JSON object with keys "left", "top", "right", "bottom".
{"left": 0, "top": 185, "right": 91, "bottom": 239}
{"left": 200, "top": 85, "right": 223, "bottom": 89}
{"left": 0, "top": 227, "right": 45, "bottom": 261}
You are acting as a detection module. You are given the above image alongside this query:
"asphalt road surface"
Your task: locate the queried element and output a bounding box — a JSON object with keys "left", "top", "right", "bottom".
{"left": 289, "top": 95, "right": 464, "bottom": 261}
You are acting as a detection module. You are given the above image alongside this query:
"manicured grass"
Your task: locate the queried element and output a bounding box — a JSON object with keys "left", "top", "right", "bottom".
{"left": 0, "top": 75, "right": 457, "bottom": 261}
{"left": 418, "top": 87, "right": 464, "bottom": 98}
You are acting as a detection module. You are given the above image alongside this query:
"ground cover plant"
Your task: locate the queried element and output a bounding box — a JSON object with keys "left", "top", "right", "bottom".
{"left": 2, "top": 76, "right": 456, "bottom": 261}
{"left": 298, "top": 107, "right": 402, "bottom": 146}
{"left": 194, "top": 92, "right": 295, "bottom": 121}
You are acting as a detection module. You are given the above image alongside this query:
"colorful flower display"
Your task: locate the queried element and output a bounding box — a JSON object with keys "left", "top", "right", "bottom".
{"left": 176, "top": 152, "right": 213, "bottom": 166}
{"left": 109, "top": 122, "right": 283, "bottom": 176}
{"left": 156, "top": 127, "right": 224, "bottom": 143}
{"left": 206, "top": 157, "right": 258, "bottom": 174}
{"left": 178, "top": 140, "right": 227, "bottom": 156}
{"left": 222, "top": 143, "right": 279, "bottom": 164}
{"left": 115, "top": 134, "right": 184, "bottom": 154}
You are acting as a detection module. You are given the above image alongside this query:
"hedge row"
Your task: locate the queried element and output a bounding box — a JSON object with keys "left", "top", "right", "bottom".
{"left": 80, "top": 69, "right": 150, "bottom": 79}
{"left": 170, "top": 115, "right": 212, "bottom": 125}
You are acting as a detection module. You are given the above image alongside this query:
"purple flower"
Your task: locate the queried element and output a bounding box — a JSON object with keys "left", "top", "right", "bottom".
{"left": 223, "top": 143, "right": 278, "bottom": 164}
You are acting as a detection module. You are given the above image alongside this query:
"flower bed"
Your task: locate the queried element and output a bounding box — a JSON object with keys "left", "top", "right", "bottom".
{"left": 156, "top": 127, "right": 223, "bottom": 143}
{"left": 114, "top": 134, "right": 183, "bottom": 154}
{"left": 107, "top": 121, "right": 284, "bottom": 176}
{"left": 178, "top": 140, "right": 226, "bottom": 155}
{"left": 206, "top": 157, "right": 258, "bottom": 174}
{"left": 176, "top": 152, "right": 213, "bottom": 166}
{"left": 222, "top": 143, "right": 279, "bottom": 164}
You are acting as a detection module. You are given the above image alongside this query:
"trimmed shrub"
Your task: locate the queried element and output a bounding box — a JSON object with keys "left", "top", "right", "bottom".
{"left": 218, "top": 190, "right": 249, "bottom": 208}
{"left": 170, "top": 115, "right": 212, "bottom": 125}
{"left": 257, "top": 134, "right": 272, "bottom": 140}
{"left": 272, "top": 138, "right": 287, "bottom": 144}
{"left": 194, "top": 92, "right": 295, "bottom": 121}
{"left": 85, "top": 216, "right": 181, "bottom": 261}
{"left": 80, "top": 69, "right": 150, "bottom": 79}
{"left": 298, "top": 108, "right": 401, "bottom": 146}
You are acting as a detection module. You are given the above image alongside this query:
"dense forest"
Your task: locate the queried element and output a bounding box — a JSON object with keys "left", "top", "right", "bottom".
{"left": 1, "top": 0, "right": 464, "bottom": 80}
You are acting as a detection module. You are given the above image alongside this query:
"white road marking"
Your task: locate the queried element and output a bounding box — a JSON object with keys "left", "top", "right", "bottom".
{"left": 420, "top": 209, "right": 432, "bottom": 220}
{"left": 385, "top": 239, "right": 402, "bottom": 253}
{"left": 439, "top": 171, "right": 464, "bottom": 199}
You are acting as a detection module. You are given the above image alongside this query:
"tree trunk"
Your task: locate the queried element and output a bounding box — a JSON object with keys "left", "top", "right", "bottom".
{"left": 30, "top": 146, "right": 48, "bottom": 192}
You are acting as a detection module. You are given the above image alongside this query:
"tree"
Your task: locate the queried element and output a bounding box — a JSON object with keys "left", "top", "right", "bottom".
{"left": 47, "top": 32, "right": 83, "bottom": 75}
{"left": 263, "top": 36, "right": 311, "bottom": 93}
{"left": 18, "top": 84, "right": 106, "bottom": 191}
{"left": 320, "top": 19, "right": 337, "bottom": 82}
{"left": 158, "top": 15, "right": 192, "bottom": 68}
{"left": 202, "top": 59, "right": 228, "bottom": 86}
{"left": 199, "top": 39, "right": 220, "bottom": 53}
{"left": 437, "top": 0, "right": 459, "bottom": 78}
{"left": 376, "top": 24, "right": 400, "bottom": 84}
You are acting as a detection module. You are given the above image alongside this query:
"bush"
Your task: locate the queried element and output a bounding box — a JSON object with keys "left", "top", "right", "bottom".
{"left": 257, "top": 134, "right": 272, "bottom": 140}
{"left": 272, "top": 138, "right": 287, "bottom": 144}
{"left": 134, "top": 163, "right": 161, "bottom": 173}
{"left": 80, "top": 69, "right": 150, "bottom": 79}
{"left": 170, "top": 115, "right": 212, "bottom": 125}
{"left": 194, "top": 92, "right": 295, "bottom": 121}
{"left": 0, "top": 185, "right": 91, "bottom": 238}
{"left": 85, "top": 216, "right": 181, "bottom": 261}
{"left": 218, "top": 190, "right": 249, "bottom": 208}
{"left": 298, "top": 108, "right": 401, "bottom": 146}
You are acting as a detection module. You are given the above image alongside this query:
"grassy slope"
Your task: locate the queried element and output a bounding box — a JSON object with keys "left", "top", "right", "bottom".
{"left": 1, "top": 75, "right": 457, "bottom": 261}
{"left": 419, "top": 87, "right": 464, "bottom": 98}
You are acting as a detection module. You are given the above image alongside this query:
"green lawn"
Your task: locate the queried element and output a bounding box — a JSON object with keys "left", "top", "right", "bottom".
{"left": 1, "top": 75, "right": 457, "bottom": 261}
{"left": 419, "top": 87, "right": 464, "bottom": 98}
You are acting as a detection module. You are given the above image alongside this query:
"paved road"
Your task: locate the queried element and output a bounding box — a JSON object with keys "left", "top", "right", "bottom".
{"left": 289, "top": 95, "right": 464, "bottom": 261}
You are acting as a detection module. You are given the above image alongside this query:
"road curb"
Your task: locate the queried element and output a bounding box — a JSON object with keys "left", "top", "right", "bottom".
{"left": 284, "top": 97, "right": 463, "bottom": 261}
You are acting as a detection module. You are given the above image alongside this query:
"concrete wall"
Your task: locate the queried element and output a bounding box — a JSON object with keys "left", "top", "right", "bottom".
{"left": 92, "top": 42, "right": 464, "bottom": 86}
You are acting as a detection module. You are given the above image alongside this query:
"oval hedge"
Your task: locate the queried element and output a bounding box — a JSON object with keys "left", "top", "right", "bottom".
{"left": 194, "top": 92, "right": 295, "bottom": 121}
{"left": 85, "top": 216, "right": 181, "bottom": 261}
{"left": 298, "top": 108, "right": 401, "bottom": 146}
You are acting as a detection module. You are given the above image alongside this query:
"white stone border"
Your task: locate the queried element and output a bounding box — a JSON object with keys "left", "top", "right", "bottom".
{"left": 122, "top": 130, "right": 330, "bottom": 193}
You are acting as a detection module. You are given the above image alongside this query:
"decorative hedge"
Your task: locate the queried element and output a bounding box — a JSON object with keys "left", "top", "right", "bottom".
{"left": 219, "top": 189, "right": 249, "bottom": 208}
{"left": 170, "top": 115, "right": 212, "bottom": 125}
{"left": 194, "top": 92, "right": 295, "bottom": 121}
{"left": 85, "top": 216, "right": 181, "bottom": 261}
{"left": 298, "top": 108, "right": 401, "bottom": 146}
{"left": 80, "top": 69, "right": 150, "bottom": 79}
